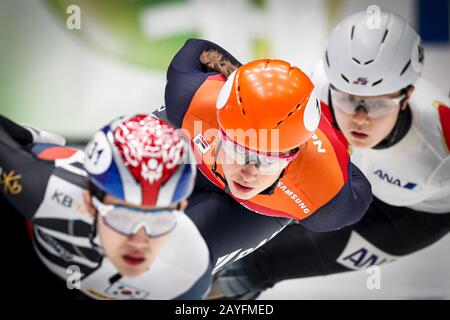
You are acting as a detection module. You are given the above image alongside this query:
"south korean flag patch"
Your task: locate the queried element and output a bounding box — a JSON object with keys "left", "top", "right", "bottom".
{"left": 105, "top": 281, "right": 149, "bottom": 300}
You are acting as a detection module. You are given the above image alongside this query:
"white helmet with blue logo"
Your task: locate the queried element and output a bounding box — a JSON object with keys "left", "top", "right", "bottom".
{"left": 324, "top": 10, "right": 424, "bottom": 96}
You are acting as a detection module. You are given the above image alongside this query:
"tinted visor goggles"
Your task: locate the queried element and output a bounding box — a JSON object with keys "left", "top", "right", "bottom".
{"left": 330, "top": 85, "right": 405, "bottom": 118}
{"left": 92, "top": 196, "right": 178, "bottom": 238}
{"left": 219, "top": 129, "right": 299, "bottom": 174}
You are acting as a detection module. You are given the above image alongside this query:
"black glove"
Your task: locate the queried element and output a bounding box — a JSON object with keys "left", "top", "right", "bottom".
{"left": 0, "top": 115, "right": 65, "bottom": 147}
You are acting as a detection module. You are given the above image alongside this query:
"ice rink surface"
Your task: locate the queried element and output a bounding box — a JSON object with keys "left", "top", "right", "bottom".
{"left": 1, "top": 0, "right": 448, "bottom": 300}
{"left": 260, "top": 234, "right": 450, "bottom": 299}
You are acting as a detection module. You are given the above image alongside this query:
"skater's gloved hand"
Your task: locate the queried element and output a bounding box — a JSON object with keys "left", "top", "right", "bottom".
{"left": 0, "top": 115, "right": 65, "bottom": 147}
{"left": 22, "top": 124, "right": 66, "bottom": 146}
{"left": 206, "top": 262, "right": 263, "bottom": 300}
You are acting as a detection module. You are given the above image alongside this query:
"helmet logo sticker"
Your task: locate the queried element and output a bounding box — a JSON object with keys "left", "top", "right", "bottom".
{"left": 216, "top": 70, "right": 237, "bottom": 110}
{"left": 114, "top": 115, "right": 184, "bottom": 185}
{"left": 353, "top": 77, "right": 368, "bottom": 85}
{"left": 84, "top": 131, "right": 113, "bottom": 175}
{"left": 304, "top": 96, "right": 321, "bottom": 132}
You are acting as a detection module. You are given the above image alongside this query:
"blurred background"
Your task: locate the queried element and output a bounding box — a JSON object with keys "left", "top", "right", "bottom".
{"left": 0, "top": 0, "right": 448, "bottom": 298}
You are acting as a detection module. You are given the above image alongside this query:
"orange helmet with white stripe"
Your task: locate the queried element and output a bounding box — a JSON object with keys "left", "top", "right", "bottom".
{"left": 216, "top": 59, "right": 321, "bottom": 153}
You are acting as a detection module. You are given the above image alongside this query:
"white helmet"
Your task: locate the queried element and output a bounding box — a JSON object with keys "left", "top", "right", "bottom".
{"left": 324, "top": 10, "right": 424, "bottom": 96}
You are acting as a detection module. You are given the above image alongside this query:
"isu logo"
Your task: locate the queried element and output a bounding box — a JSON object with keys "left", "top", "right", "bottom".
{"left": 373, "top": 169, "right": 417, "bottom": 190}
{"left": 353, "top": 77, "right": 368, "bottom": 85}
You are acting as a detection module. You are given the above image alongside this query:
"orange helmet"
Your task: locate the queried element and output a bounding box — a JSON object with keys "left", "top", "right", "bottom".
{"left": 216, "top": 59, "right": 321, "bottom": 153}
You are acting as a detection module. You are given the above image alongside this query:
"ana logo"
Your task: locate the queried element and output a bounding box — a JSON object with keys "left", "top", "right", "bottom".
{"left": 352, "top": 77, "right": 368, "bottom": 85}
{"left": 337, "top": 231, "right": 398, "bottom": 270}
{"left": 193, "top": 133, "right": 211, "bottom": 154}
{"left": 0, "top": 167, "right": 23, "bottom": 195}
{"left": 373, "top": 169, "right": 417, "bottom": 189}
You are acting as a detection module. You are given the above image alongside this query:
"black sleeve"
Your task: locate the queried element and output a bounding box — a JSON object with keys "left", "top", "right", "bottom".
{"left": 160, "top": 38, "right": 242, "bottom": 128}
{"left": 185, "top": 191, "right": 291, "bottom": 269}
{"left": 0, "top": 115, "right": 55, "bottom": 219}
{"left": 298, "top": 162, "right": 373, "bottom": 232}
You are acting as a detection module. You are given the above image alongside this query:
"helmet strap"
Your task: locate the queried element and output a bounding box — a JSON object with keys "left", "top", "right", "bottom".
{"left": 88, "top": 211, "right": 105, "bottom": 258}
{"left": 259, "top": 169, "right": 285, "bottom": 195}
{"left": 374, "top": 85, "right": 413, "bottom": 149}
{"left": 212, "top": 140, "right": 231, "bottom": 193}
{"left": 327, "top": 87, "right": 343, "bottom": 132}
{"left": 373, "top": 104, "right": 412, "bottom": 149}
{"left": 87, "top": 181, "right": 106, "bottom": 256}
{"left": 88, "top": 181, "right": 106, "bottom": 202}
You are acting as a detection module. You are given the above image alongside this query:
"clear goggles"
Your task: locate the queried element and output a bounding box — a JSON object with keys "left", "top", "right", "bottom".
{"left": 330, "top": 86, "right": 405, "bottom": 118}
{"left": 219, "top": 129, "right": 299, "bottom": 174}
{"left": 92, "top": 197, "right": 178, "bottom": 238}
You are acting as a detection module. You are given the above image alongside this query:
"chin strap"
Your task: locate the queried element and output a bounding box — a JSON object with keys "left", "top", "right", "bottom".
{"left": 259, "top": 169, "right": 285, "bottom": 195}
{"left": 212, "top": 140, "right": 231, "bottom": 194}
{"left": 372, "top": 106, "right": 412, "bottom": 149}
{"left": 87, "top": 181, "right": 106, "bottom": 256}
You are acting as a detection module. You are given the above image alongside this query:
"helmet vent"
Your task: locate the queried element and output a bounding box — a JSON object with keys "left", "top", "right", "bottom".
{"left": 400, "top": 59, "right": 411, "bottom": 76}
{"left": 325, "top": 51, "right": 330, "bottom": 67}
{"left": 351, "top": 25, "right": 355, "bottom": 40}
{"left": 289, "top": 66, "right": 296, "bottom": 75}
{"left": 381, "top": 30, "right": 389, "bottom": 43}
{"left": 372, "top": 79, "right": 383, "bottom": 86}
{"left": 341, "top": 74, "right": 350, "bottom": 83}
{"left": 352, "top": 57, "right": 361, "bottom": 64}
{"left": 364, "top": 59, "right": 374, "bottom": 65}
{"left": 275, "top": 102, "right": 303, "bottom": 128}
